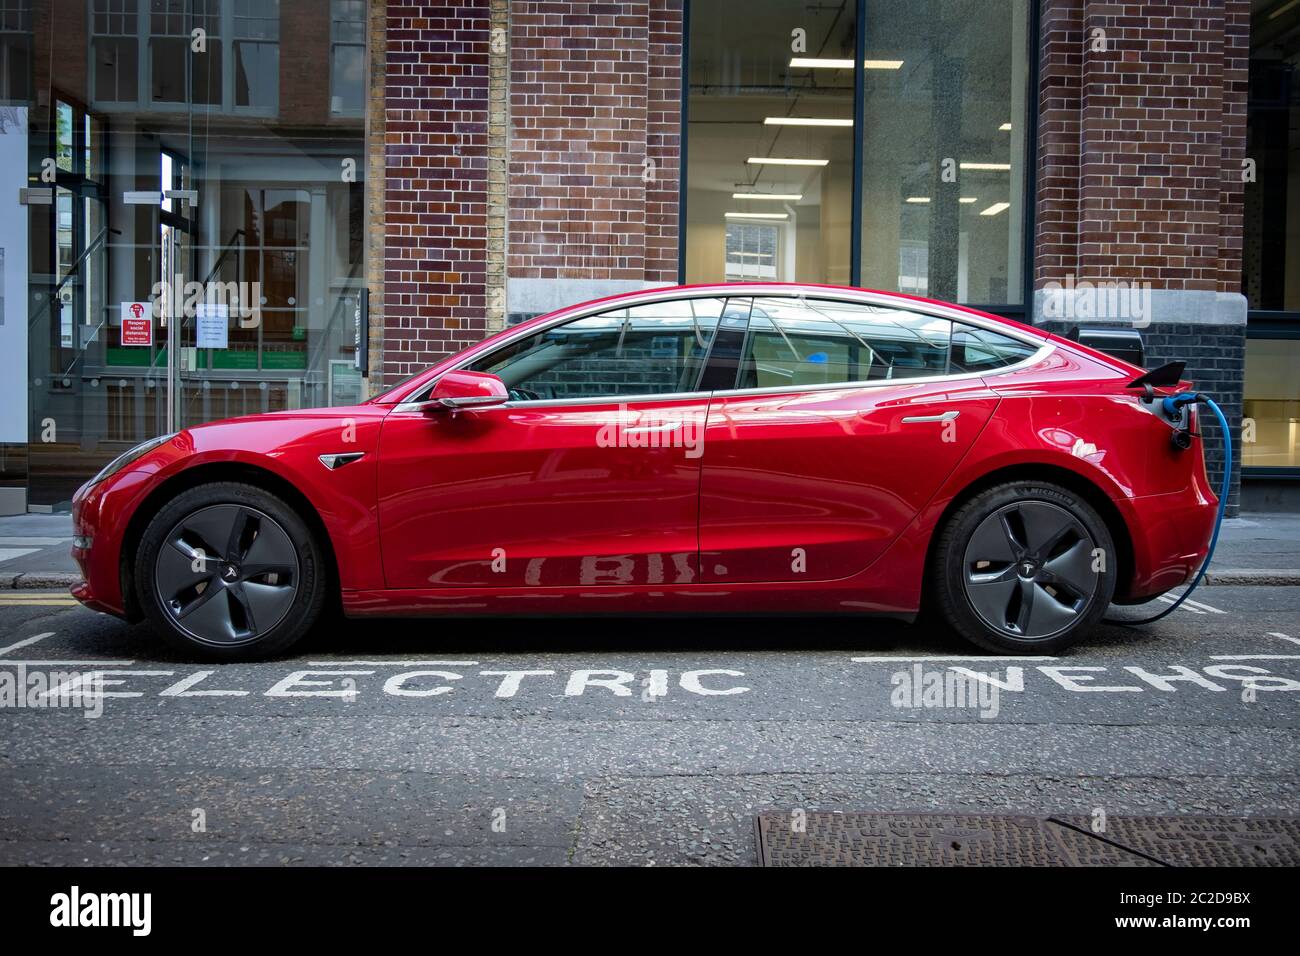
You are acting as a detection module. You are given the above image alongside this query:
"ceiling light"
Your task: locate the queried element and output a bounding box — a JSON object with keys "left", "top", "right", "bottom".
{"left": 764, "top": 117, "right": 853, "bottom": 127}
{"left": 788, "top": 58, "right": 904, "bottom": 70}
{"left": 961, "top": 162, "right": 1012, "bottom": 171}
{"left": 905, "top": 197, "right": 930, "bottom": 204}
{"left": 959, "top": 197, "right": 978, "bottom": 204}
{"left": 980, "top": 202, "right": 1010, "bottom": 216}
{"left": 746, "top": 157, "right": 829, "bottom": 167}
{"left": 732, "top": 192, "right": 803, "bottom": 201}
{"left": 999, "top": 122, "right": 1012, "bottom": 131}
{"left": 1268, "top": 0, "right": 1298, "bottom": 19}
{"left": 725, "top": 212, "right": 788, "bottom": 220}
{"left": 790, "top": 57, "right": 854, "bottom": 69}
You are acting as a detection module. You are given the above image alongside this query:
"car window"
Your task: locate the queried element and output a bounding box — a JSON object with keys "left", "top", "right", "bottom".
{"left": 949, "top": 325, "right": 1039, "bottom": 373}
{"left": 467, "top": 297, "right": 726, "bottom": 401}
{"left": 736, "top": 297, "right": 953, "bottom": 388}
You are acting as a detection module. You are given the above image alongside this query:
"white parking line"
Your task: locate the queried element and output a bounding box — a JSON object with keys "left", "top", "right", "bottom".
{"left": 0, "top": 548, "right": 39, "bottom": 563}
{"left": 306, "top": 660, "right": 482, "bottom": 666}
{"left": 1268, "top": 632, "right": 1300, "bottom": 646}
{"left": 0, "top": 659, "right": 137, "bottom": 666}
{"left": 0, "top": 632, "right": 54, "bottom": 656}
{"left": 1209, "top": 654, "right": 1300, "bottom": 661}
{"left": 1155, "top": 594, "right": 1225, "bottom": 615}
{"left": 851, "top": 655, "right": 1058, "bottom": 662}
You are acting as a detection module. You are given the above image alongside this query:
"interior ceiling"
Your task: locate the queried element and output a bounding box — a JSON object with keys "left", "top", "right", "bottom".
{"left": 687, "top": 0, "right": 1019, "bottom": 200}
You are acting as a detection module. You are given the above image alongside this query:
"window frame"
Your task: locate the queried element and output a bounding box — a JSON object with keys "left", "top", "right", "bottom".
{"left": 394, "top": 287, "right": 1053, "bottom": 412}
{"left": 678, "top": 0, "right": 1042, "bottom": 319}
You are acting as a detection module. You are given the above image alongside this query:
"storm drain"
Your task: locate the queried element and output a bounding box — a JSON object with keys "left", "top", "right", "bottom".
{"left": 753, "top": 812, "right": 1300, "bottom": 867}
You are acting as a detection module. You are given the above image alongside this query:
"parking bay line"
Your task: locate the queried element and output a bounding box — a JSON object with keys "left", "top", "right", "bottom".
{"left": 851, "top": 655, "right": 1058, "bottom": 663}
{"left": 0, "top": 632, "right": 55, "bottom": 656}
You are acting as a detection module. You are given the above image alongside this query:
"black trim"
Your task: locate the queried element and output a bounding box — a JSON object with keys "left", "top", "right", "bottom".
{"left": 849, "top": 0, "right": 866, "bottom": 288}
{"left": 697, "top": 297, "right": 753, "bottom": 390}
{"left": 1022, "top": 0, "right": 1041, "bottom": 313}
{"left": 677, "top": 0, "right": 690, "bottom": 284}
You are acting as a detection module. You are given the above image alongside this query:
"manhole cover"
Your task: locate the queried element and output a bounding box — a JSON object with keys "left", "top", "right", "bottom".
{"left": 754, "top": 812, "right": 1300, "bottom": 867}
{"left": 1055, "top": 815, "right": 1300, "bottom": 868}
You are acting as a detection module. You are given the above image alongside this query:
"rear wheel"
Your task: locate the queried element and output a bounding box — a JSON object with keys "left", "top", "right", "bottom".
{"left": 135, "top": 482, "right": 327, "bottom": 660}
{"left": 931, "top": 481, "right": 1116, "bottom": 654}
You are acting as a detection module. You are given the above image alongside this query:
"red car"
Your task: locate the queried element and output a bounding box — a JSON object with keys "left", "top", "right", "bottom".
{"left": 70, "top": 283, "right": 1218, "bottom": 660}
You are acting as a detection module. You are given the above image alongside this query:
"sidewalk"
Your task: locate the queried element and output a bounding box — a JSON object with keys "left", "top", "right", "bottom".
{"left": 2, "top": 510, "right": 1298, "bottom": 591}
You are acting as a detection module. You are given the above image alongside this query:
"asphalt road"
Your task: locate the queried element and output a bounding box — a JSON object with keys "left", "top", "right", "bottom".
{"left": 1, "top": 586, "right": 1297, "bottom": 866}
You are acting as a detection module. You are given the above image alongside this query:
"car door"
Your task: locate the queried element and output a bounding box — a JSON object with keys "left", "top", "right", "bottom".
{"left": 698, "top": 295, "right": 1019, "bottom": 584}
{"left": 376, "top": 296, "right": 729, "bottom": 589}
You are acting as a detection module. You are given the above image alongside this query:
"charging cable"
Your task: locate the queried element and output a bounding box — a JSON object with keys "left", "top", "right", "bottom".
{"left": 1105, "top": 392, "right": 1232, "bottom": 626}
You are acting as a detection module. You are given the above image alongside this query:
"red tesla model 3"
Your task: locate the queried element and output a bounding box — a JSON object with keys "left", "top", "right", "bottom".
{"left": 70, "top": 284, "right": 1217, "bottom": 660}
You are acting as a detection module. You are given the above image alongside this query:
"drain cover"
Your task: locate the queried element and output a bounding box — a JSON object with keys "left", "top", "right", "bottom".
{"left": 754, "top": 812, "right": 1300, "bottom": 867}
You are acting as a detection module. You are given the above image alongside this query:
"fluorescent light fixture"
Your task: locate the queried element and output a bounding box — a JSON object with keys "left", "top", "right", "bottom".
{"left": 1268, "top": 0, "right": 1298, "bottom": 19}
{"left": 980, "top": 202, "right": 1010, "bottom": 216}
{"left": 999, "top": 122, "right": 1012, "bottom": 131}
{"left": 732, "top": 192, "right": 803, "bottom": 201}
{"left": 961, "top": 162, "right": 1012, "bottom": 171}
{"left": 764, "top": 117, "right": 853, "bottom": 127}
{"left": 790, "top": 57, "right": 854, "bottom": 69}
{"left": 959, "top": 197, "right": 978, "bottom": 204}
{"left": 746, "top": 157, "right": 829, "bottom": 167}
{"left": 788, "top": 57, "right": 904, "bottom": 70}
{"left": 905, "top": 197, "right": 930, "bottom": 204}
{"left": 725, "top": 212, "right": 788, "bottom": 220}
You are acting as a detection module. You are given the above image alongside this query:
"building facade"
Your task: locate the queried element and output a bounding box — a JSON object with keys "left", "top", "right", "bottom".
{"left": 2, "top": 0, "right": 1296, "bottom": 514}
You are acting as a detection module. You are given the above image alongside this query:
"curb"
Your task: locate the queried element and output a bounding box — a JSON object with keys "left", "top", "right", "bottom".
{"left": 1202, "top": 569, "right": 1300, "bottom": 587}
{"left": 0, "top": 572, "right": 82, "bottom": 591}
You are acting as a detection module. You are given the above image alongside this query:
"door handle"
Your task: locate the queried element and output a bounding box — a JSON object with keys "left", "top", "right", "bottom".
{"left": 901, "top": 410, "right": 960, "bottom": 424}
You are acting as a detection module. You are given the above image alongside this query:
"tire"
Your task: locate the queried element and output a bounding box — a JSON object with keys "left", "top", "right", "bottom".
{"left": 930, "top": 481, "right": 1116, "bottom": 654}
{"left": 134, "top": 481, "right": 328, "bottom": 661}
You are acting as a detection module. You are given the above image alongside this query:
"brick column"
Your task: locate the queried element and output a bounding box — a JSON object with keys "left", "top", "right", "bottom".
{"left": 507, "top": 0, "right": 681, "bottom": 321}
{"left": 1033, "top": 0, "right": 1249, "bottom": 514}
{"left": 381, "top": 0, "right": 491, "bottom": 386}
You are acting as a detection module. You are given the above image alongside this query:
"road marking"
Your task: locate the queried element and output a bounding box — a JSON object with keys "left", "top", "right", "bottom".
{"left": 1209, "top": 654, "right": 1300, "bottom": 661}
{"left": 1155, "top": 594, "right": 1225, "bottom": 615}
{"left": 851, "top": 655, "right": 1057, "bottom": 662}
{"left": 0, "top": 597, "right": 79, "bottom": 606}
{"left": 0, "top": 537, "right": 70, "bottom": 546}
{"left": 0, "top": 632, "right": 53, "bottom": 656}
{"left": 0, "top": 659, "right": 136, "bottom": 666}
{"left": 1268, "top": 632, "right": 1300, "bottom": 646}
{"left": 306, "top": 659, "right": 482, "bottom": 666}
{"left": 0, "top": 548, "right": 39, "bottom": 563}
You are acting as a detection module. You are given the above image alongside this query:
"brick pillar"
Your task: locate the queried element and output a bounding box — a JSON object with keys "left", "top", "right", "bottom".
{"left": 507, "top": 0, "right": 682, "bottom": 321}
{"left": 1033, "top": 0, "right": 1249, "bottom": 515}
{"left": 381, "top": 0, "right": 491, "bottom": 387}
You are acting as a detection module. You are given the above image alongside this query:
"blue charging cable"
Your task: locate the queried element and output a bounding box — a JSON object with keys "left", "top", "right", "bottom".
{"left": 1105, "top": 393, "right": 1232, "bottom": 626}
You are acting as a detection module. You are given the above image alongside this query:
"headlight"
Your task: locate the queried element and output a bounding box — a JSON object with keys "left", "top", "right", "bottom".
{"left": 87, "top": 433, "right": 177, "bottom": 488}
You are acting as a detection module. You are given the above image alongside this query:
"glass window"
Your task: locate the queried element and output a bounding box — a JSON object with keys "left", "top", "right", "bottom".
{"left": 684, "top": 0, "right": 1031, "bottom": 305}
{"left": 949, "top": 324, "right": 1037, "bottom": 373}
{"left": 738, "top": 297, "right": 953, "bottom": 388}
{"left": 330, "top": 0, "right": 365, "bottom": 115}
{"left": 1245, "top": 4, "right": 1299, "bottom": 312}
{"left": 857, "top": 0, "right": 1029, "bottom": 304}
{"left": 685, "top": 0, "right": 856, "bottom": 285}
{"left": 91, "top": 0, "right": 139, "bottom": 104}
{"left": 469, "top": 298, "right": 728, "bottom": 401}
{"left": 0, "top": 0, "right": 32, "bottom": 103}
{"left": 233, "top": 0, "right": 279, "bottom": 111}
{"left": 1244, "top": 338, "right": 1300, "bottom": 469}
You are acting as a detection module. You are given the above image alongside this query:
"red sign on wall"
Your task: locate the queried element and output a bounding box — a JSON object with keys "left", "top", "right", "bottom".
{"left": 120, "top": 302, "right": 152, "bottom": 347}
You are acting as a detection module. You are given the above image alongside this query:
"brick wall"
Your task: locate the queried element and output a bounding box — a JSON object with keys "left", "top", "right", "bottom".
{"left": 381, "top": 0, "right": 491, "bottom": 386}
{"left": 1033, "top": 0, "right": 1250, "bottom": 515}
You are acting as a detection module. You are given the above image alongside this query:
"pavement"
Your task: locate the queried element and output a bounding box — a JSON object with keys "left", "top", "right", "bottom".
{"left": 0, "top": 585, "right": 1296, "bottom": 865}
{"left": 3, "top": 510, "right": 1299, "bottom": 589}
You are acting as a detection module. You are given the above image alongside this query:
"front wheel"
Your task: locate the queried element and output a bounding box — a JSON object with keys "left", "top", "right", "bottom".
{"left": 135, "top": 481, "right": 328, "bottom": 661}
{"left": 931, "top": 481, "right": 1116, "bottom": 654}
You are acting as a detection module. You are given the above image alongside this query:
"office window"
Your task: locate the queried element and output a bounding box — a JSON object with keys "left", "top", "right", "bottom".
{"left": 233, "top": 0, "right": 278, "bottom": 111}
{"left": 330, "top": 0, "right": 365, "bottom": 115}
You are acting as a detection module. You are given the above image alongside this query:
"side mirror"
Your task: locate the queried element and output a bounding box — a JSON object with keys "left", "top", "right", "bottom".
{"left": 426, "top": 370, "right": 509, "bottom": 411}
